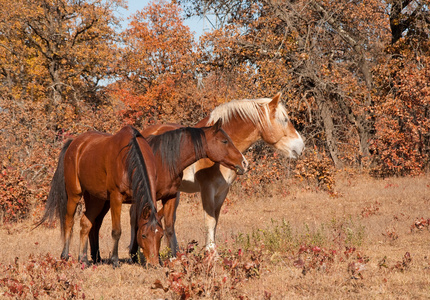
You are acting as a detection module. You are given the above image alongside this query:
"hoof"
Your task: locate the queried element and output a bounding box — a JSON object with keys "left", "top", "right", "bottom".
{"left": 129, "top": 253, "right": 139, "bottom": 264}
{"left": 91, "top": 252, "right": 102, "bottom": 264}
{"left": 110, "top": 258, "right": 120, "bottom": 268}
{"left": 78, "top": 256, "right": 90, "bottom": 267}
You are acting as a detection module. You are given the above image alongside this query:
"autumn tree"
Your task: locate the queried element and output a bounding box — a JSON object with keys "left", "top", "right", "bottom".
{"left": 0, "top": 0, "right": 126, "bottom": 175}
{"left": 0, "top": 0, "right": 127, "bottom": 223}
{"left": 371, "top": 0, "right": 430, "bottom": 176}
{"left": 0, "top": 0, "right": 125, "bottom": 106}
{"left": 183, "top": 0, "right": 429, "bottom": 175}
{"left": 113, "top": 0, "right": 199, "bottom": 127}
{"left": 187, "top": 0, "right": 391, "bottom": 165}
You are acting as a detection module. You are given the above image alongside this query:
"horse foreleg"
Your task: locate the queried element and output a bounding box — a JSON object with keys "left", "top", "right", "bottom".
{"left": 163, "top": 194, "right": 180, "bottom": 257}
{"left": 89, "top": 200, "right": 110, "bottom": 264}
{"left": 128, "top": 203, "right": 139, "bottom": 263}
{"left": 61, "top": 194, "right": 81, "bottom": 260}
{"left": 201, "top": 187, "right": 229, "bottom": 251}
{"left": 109, "top": 192, "right": 123, "bottom": 267}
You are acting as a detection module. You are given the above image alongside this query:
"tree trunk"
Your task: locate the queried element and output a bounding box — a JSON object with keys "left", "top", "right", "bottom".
{"left": 49, "top": 59, "right": 62, "bottom": 104}
{"left": 317, "top": 97, "right": 343, "bottom": 168}
{"left": 310, "top": 0, "right": 374, "bottom": 157}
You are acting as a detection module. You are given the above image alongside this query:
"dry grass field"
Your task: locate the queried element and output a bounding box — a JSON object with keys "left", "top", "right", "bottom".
{"left": 1, "top": 172, "right": 430, "bottom": 299}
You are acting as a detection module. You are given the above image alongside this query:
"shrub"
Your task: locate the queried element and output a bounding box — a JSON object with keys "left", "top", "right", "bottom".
{"left": 0, "top": 168, "right": 34, "bottom": 224}
{"left": 0, "top": 253, "right": 84, "bottom": 299}
{"left": 294, "top": 150, "right": 336, "bottom": 192}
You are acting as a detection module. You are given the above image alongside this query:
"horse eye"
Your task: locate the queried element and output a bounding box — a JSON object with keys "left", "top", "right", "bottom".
{"left": 141, "top": 234, "right": 147, "bottom": 239}
{"left": 222, "top": 140, "right": 228, "bottom": 144}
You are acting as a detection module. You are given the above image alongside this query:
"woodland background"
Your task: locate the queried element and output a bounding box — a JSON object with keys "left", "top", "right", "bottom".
{"left": 1, "top": 1, "right": 430, "bottom": 298}
{"left": 0, "top": 0, "right": 429, "bottom": 222}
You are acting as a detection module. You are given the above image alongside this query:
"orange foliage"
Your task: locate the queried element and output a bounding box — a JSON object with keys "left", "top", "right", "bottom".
{"left": 372, "top": 52, "right": 430, "bottom": 176}
{"left": 0, "top": 0, "right": 124, "bottom": 104}
{"left": 114, "top": 0, "right": 197, "bottom": 126}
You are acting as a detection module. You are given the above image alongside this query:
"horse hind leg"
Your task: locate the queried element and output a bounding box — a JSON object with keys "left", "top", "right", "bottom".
{"left": 78, "top": 194, "right": 108, "bottom": 265}
{"left": 79, "top": 214, "right": 91, "bottom": 265}
{"left": 109, "top": 191, "right": 124, "bottom": 268}
{"left": 89, "top": 200, "right": 110, "bottom": 264}
{"left": 61, "top": 193, "right": 82, "bottom": 260}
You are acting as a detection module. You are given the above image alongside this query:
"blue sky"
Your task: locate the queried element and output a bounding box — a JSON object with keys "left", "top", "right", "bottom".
{"left": 117, "top": 0, "right": 205, "bottom": 38}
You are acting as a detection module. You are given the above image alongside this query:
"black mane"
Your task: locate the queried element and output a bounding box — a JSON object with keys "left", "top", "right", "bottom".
{"left": 126, "top": 127, "right": 157, "bottom": 229}
{"left": 147, "top": 127, "right": 207, "bottom": 177}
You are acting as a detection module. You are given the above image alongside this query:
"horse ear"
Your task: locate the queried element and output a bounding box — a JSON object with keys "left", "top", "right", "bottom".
{"left": 269, "top": 92, "right": 282, "bottom": 110}
{"left": 212, "top": 119, "right": 223, "bottom": 132}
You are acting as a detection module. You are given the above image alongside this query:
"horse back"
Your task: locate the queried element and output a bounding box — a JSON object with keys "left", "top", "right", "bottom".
{"left": 141, "top": 123, "right": 183, "bottom": 138}
{"left": 64, "top": 127, "right": 136, "bottom": 199}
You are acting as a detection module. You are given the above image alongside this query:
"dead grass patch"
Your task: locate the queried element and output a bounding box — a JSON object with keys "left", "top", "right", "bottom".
{"left": 1, "top": 172, "right": 429, "bottom": 298}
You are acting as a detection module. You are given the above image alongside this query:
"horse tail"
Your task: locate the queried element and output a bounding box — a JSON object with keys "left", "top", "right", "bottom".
{"left": 34, "top": 139, "right": 73, "bottom": 231}
{"left": 126, "top": 127, "right": 157, "bottom": 227}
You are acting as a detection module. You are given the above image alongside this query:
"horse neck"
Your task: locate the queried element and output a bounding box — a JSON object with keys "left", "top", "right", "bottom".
{"left": 175, "top": 134, "right": 206, "bottom": 174}
{"left": 197, "top": 116, "right": 260, "bottom": 153}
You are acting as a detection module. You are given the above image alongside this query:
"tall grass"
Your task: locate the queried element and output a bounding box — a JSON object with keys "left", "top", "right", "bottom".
{"left": 232, "top": 217, "right": 365, "bottom": 253}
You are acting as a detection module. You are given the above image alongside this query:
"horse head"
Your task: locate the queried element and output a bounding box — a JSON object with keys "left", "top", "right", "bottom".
{"left": 259, "top": 93, "right": 305, "bottom": 159}
{"left": 137, "top": 206, "right": 164, "bottom": 267}
{"left": 203, "top": 120, "right": 249, "bottom": 175}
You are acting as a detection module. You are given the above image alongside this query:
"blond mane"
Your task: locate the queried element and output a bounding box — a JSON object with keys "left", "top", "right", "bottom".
{"left": 207, "top": 98, "right": 289, "bottom": 128}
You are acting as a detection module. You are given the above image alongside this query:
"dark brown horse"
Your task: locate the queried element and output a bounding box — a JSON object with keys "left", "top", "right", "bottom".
{"left": 36, "top": 126, "right": 163, "bottom": 267}
{"left": 140, "top": 93, "right": 305, "bottom": 253}
{"left": 87, "top": 120, "right": 248, "bottom": 259}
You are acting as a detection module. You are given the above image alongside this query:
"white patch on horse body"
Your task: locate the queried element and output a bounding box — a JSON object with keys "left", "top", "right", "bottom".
{"left": 221, "top": 167, "right": 237, "bottom": 186}
{"left": 179, "top": 164, "right": 200, "bottom": 193}
{"left": 206, "top": 241, "right": 216, "bottom": 251}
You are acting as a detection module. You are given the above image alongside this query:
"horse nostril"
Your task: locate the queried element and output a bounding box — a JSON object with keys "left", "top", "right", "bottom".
{"left": 242, "top": 157, "right": 249, "bottom": 171}
{"left": 236, "top": 166, "right": 244, "bottom": 175}
{"left": 292, "top": 150, "right": 298, "bottom": 158}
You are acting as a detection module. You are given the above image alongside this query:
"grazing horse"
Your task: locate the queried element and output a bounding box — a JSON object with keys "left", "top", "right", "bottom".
{"left": 36, "top": 126, "right": 163, "bottom": 267}
{"left": 87, "top": 121, "right": 248, "bottom": 259}
{"left": 141, "top": 92, "right": 305, "bottom": 253}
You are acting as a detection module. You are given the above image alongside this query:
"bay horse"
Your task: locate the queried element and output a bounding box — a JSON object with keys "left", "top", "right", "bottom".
{"left": 140, "top": 92, "right": 305, "bottom": 253}
{"left": 87, "top": 120, "right": 248, "bottom": 260}
{"left": 36, "top": 126, "right": 163, "bottom": 267}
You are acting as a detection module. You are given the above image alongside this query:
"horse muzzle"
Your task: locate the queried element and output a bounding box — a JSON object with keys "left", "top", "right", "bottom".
{"left": 235, "top": 165, "right": 245, "bottom": 175}
{"left": 236, "top": 156, "right": 249, "bottom": 175}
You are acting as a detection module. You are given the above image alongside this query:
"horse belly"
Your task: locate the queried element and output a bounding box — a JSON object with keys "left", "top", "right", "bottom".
{"left": 78, "top": 174, "right": 108, "bottom": 199}
{"left": 77, "top": 155, "right": 109, "bottom": 200}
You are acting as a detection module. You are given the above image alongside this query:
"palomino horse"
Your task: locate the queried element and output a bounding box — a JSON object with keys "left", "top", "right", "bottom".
{"left": 87, "top": 121, "right": 248, "bottom": 260}
{"left": 141, "top": 93, "right": 305, "bottom": 254}
{"left": 36, "top": 126, "right": 163, "bottom": 267}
